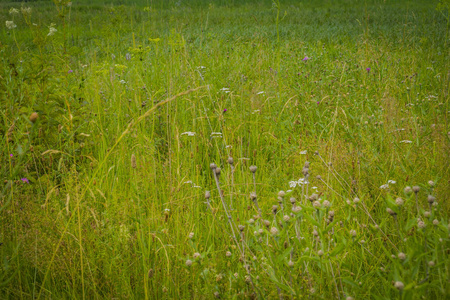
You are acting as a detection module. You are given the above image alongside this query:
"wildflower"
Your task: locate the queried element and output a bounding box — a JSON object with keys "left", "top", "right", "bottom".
{"left": 6, "top": 21, "right": 17, "bottom": 30}
{"left": 428, "top": 180, "right": 435, "bottom": 187}
{"left": 193, "top": 252, "right": 200, "bottom": 259}
{"left": 366, "top": 67, "right": 371, "bottom": 73}
{"left": 47, "top": 24, "right": 57, "bottom": 36}
{"left": 263, "top": 220, "right": 271, "bottom": 227}
{"left": 248, "top": 218, "right": 255, "bottom": 224}
{"left": 288, "top": 260, "right": 294, "bottom": 267}
{"left": 10, "top": 154, "right": 13, "bottom": 157}
{"left": 292, "top": 206, "right": 302, "bottom": 213}
{"left": 181, "top": 131, "right": 196, "bottom": 137}
{"left": 399, "top": 140, "right": 412, "bottom": 143}
{"left": 404, "top": 186, "right": 413, "bottom": 195}
{"left": 148, "top": 269, "right": 154, "bottom": 278}
{"left": 380, "top": 184, "right": 389, "bottom": 190}
{"left": 302, "top": 56, "right": 310, "bottom": 61}
{"left": 283, "top": 215, "right": 290, "bottom": 222}
{"left": 270, "top": 227, "right": 279, "bottom": 235}
{"left": 398, "top": 252, "right": 406, "bottom": 260}
{"left": 214, "top": 291, "right": 219, "bottom": 298}
{"left": 322, "top": 200, "right": 330, "bottom": 208}
{"left": 289, "top": 197, "right": 296, "bottom": 204}
{"left": 427, "top": 195, "right": 435, "bottom": 204}
{"left": 300, "top": 150, "right": 307, "bottom": 154}
{"left": 68, "top": 70, "right": 73, "bottom": 73}
{"left": 413, "top": 186, "right": 420, "bottom": 193}
{"left": 432, "top": 219, "right": 439, "bottom": 225}
{"left": 353, "top": 197, "right": 360, "bottom": 204}
{"left": 249, "top": 192, "right": 257, "bottom": 201}
{"left": 312, "top": 229, "right": 318, "bottom": 236}
{"left": 346, "top": 297, "right": 354, "bottom": 300}
{"left": 289, "top": 181, "right": 297, "bottom": 188}
{"left": 424, "top": 211, "right": 431, "bottom": 218}
{"left": 317, "top": 250, "right": 324, "bottom": 256}
{"left": 223, "top": 108, "right": 227, "bottom": 113}
{"left": 21, "top": 6, "right": 32, "bottom": 15}
{"left": 186, "top": 259, "right": 192, "bottom": 266}
{"left": 21, "top": 178, "right": 29, "bottom": 184}
{"left": 9, "top": 8, "right": 19, "bottom": 15}
{"left": 238, "top": 225, "right": 245, "bottom": 232}
{"left": 428, "top": 261, "right": 435, "bottom": 267}
{"left": 395, "top": 198, "right": 404, "bottom": 206}
{"left": 388, "top": 180, "right": 396, "bottom": 185}
{"left": 418, "top": 220, "right": 426, "bottom": 229}
{"left": 226, "top": 251, "right": 231, "bottom": 257}
{"left": 312, "top": 201, "right": 321, "bottom": 208}
{"left": 394, "top": 281, "right": 404, "bottom": 291}
{"left": 350, "top": 230, "right": 357, "bottom": 237}
{"left": 220, "top": 87, "right": 230, "bottom": 93}
{"left": 188, "top": 232, "right": 194, "bottom": 239}
{"left": 249, "top": 165, "right": 257, "bottom": 173}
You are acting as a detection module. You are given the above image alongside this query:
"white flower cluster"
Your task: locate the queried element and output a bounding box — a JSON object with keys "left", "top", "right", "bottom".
{"left": 289, "top": 177, "right": 310, "bottom": 188}
{"left": 6, "top": 21, "right": 16, "bottom": 30}
{"left": 48, "top": 23, "right": 57, "bottom": 36}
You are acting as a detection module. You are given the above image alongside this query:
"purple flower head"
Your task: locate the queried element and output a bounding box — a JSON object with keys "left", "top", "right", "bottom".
{"left": 10, "top": 154, "right": 13, "bottom": 157}
{"left": 223, "top": 108, "right": 227, "bottom": 113}
{"left": 68, "top": 70, "right": 73, "bottom": 73}
{"left": 21, "top": 178, "right": 29, "bottom": 184}
{"left": 302, "top": 56, "right": 310, "bottom": 61}
{"left": 366, "top": 68, "right": 371, "bottom": 73}
{"left": 317, "top": 101, "right": 320, "bottom": 105}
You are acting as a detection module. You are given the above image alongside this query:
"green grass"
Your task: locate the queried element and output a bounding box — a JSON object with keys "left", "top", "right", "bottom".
{"left": 1, "top": 0, "right": 449, "bottom": 299}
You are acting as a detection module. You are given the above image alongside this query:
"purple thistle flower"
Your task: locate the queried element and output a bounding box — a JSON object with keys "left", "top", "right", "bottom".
{"left": 366, "top": 68, "right": 371, "bottom": 73}
{"left": 68, "top": 70, "right": 73, "bottom": 73}
{"left": 317, "top": 101, "right": 320, "bottom": 105}
{"left": 302, "top": 56, "right": 310, "bottom": 61}
{"left": 21, "top": 178, "right": 29, "bottom": 184}
{"left": 223, "top": 108, "right": 227, "bottom": 113}
{"left": 10, "top": 154, "right": 13, "bottom": 157}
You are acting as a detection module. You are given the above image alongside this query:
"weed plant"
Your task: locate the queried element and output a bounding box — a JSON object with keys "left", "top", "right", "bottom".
{"left": 0, "top": 0, "right": 449, "bottom": 299}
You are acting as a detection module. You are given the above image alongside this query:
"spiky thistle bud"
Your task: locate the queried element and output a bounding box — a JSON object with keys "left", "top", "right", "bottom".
{"left": 427, "top": 195, "right": 435, "bottom": 204}
{"left": 249, "top": 165, "right": 257, "bottom": 173}
{"left": 272, "top": 205, "right": 278, "bottom": 214}
{"left": 398, "top": 252, "right": 406, "bottom": 260}
{"left": 395, "top": 198, "right": 404, "bottom": 206}
{"left": 193, "top": 252, "right": 200, "bottom": 259}
{"left": 186, "top": 259, "right": 192, "bottom": 267}
{"left": 290, "top": 197, "right": 296, "bottom": 204}
{"left": 205, "top": 191, "right": 211, "bottom": 199}
{"left": 412, "top": 186, "right": 420, "bottom": 193}
{"left": 215, "top": 167, "right": 221, "bottom": 176}
{"left": 322, "top": 200, "right": 330, "bottom": 208}
{"left": 210, "top": 163, "right": 217, "bottom": 170}
{"left": 428, "top": 180, "right": 435, "bottom": 187}
{"left": 270, "top": 227, "right": 279, "bottom": 235}
{"left": 418, "top": 220, "right": 426, "bottom": 229}
{"left": 404, "top": 186, "right": 413, "bottom": 195}
{"left": 263, "top": 220, "right": 271, "bottom": 227}
{"left": 238, "top": 225, "right": 245, "bottom": 232}
{"left": 302, "top": 167, "right": 309, "bottom": 176}
{"left": 394, "top": 281, "right": 404, "bottom": 291}
{"left": 350, "top": 230, "right": 357, "bottom": 237}
{"left": 283, "top": 215, "right": 290, "bottom": 222}
{"left": 386, "top": 208, "right": 396, "bottom": 216}
{"left": 304, "top": 161, "right": 310, "bottom": 168}
{"left": 227, "top": 157, "right": 234, "bottom": 165}
{"left": 317, "top": 250, "right": 324, "bottom": 257}
{"left": 250, "top": 192, "right": 257, "bottom": 201}
{"left": 278, "top": 190, "right": 285, "bottom": 198}
{"left": 424, "top": 211, "right": 431, "bottom": 218}
{"left": 313, "top": 201, "right": 321, "bottom": 208}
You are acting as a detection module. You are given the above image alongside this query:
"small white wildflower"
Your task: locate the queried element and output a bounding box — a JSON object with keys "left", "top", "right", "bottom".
{"left": 119, "top": 79, "right": 126, "bottom": 84}
{"left": 317, "top": 250, "right": 324, "bottom": 256}
{"left": 9, "top": 8, "right": 19, "bottom": 15}
{"left": 283, "top": 215, "right": 290, "bottom": 222}
{"left": 193, "top": 252, "right": 200, "bottom": 259}
{"left": 424, "top": 211, "right": 431, "bottom": 218}
{"left": 270, "top": 227, "right": 279, "bottom": 235}
{"left": 322, "top": 200, "right": 330, "bottom": 208}
{"left": 292, "top": 206, "right": 302, "bottom": 213}
{"left": 353, "top": 197, "right": 360, "bottom": 204}
{"left": 47, "top": 24, "right": 57, "bottom": 36}
{"left": 226, "top": 251, "right": 231, "bottom": 257}
{"left": 388, "top": 180, "right": 397, "bottom": 185}
{"left": 428, "top": 261, "right": 435, "bottom": 267}
{"left": 311, "top": 186, "right": 318, "bottom": 190}
{"left": 188, "top": 232, "right": 194, "bottom": 239}
{"left": 300, "top": 150, "right": 307, "bottom": 154}
{"left": 186, "top": 259, "right": 192, "bottom": 266}
{"left": 6, "top": 21, "right": 16, "bottom": 30}
{"left": 21, "top": 6, "right": 32, "bottom": 15}
{"left": 398, "top": 252, "right": 406, "bottom": 260}
{"left": 395, "top": 198, "right": 404, "bottom": 206}
{"left": 256, "top": 91, "right": 265, "bottom": 95}
{"left": 418, "top": 220, "right": 426, "bottom": 229}
{"left": 432, "top": 219, "right": 439, "bottom": 225}
{"left": 288, "top": 260, "right": 294, "bottom": 267}
{"left": 350, "top": 230, "right": 357, "bottom": 237}
{"left": 399, "top": 140, "right": 412, "bottom": 143}
{"left": 380, "top": 184, "right": 389, "bottom": 190}
{"left": 181, "top": 131, "right": 196, "bottom": 136}
{"left": 289, "top": 181, "right": 297, "bottom": 188}
{"left": 220, "top": 87, "right": 230, "bottom": 93}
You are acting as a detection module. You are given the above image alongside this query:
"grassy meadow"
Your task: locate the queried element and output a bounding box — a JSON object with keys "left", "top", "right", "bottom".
{"left": 1, "top": 0, "right": 449, "bottom": 298}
